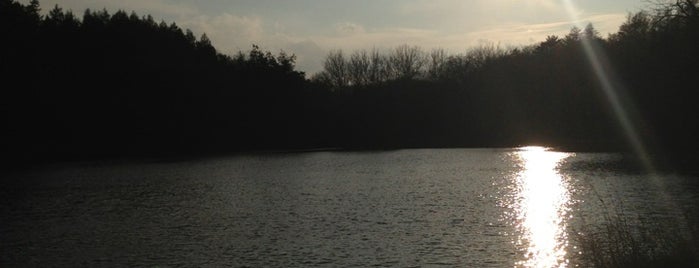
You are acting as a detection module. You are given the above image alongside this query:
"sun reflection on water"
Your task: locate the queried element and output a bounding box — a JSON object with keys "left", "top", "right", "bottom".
{"left": 514, "top": 146, "right": 573, "bottom": 268}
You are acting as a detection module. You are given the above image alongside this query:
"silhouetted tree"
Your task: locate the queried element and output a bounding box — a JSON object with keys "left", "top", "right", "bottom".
{"left": 390, "top": 44, "right": 426, "bottom": 80}
{"left": 348, "top": 50, "right": 371, "bottom": 86}
{"left": 565, "top": 26, "right": 582, "bottom": 43}
{"left": 196, "top": 33, "right": 216, "bottom": 56}
{"left": 583, "top": 23, "right": 601, "bottom": 40}
{"left": 427, "top": 48, "right": 447, "bottom": 80}
{"left": 368, "top": 48, "right": 389, "bottom": 83}
{"left": 536, "top": 35, "right": 561, "bottom": 55}
{"left": 322, "top": 49, "right": 349, "bottom": 88}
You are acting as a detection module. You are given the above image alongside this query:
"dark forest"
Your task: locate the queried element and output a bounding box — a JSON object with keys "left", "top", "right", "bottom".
{"left": 1, "top": 0, "right": 698, "bottom": 169}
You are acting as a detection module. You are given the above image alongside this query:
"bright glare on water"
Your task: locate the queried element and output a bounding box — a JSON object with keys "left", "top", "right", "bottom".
{"left": 513, "top": 146, "right": 573, "bottom": 267}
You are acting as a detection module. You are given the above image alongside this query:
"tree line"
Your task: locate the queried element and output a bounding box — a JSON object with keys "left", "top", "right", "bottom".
{"left": 1, "top": 0, "right": 698, "bottom": 169}
{"left": 1, "top": 0, "right": 311, "bottom": 163}
{"left": 311, "top": 1, "right": 699, "bottom": 163}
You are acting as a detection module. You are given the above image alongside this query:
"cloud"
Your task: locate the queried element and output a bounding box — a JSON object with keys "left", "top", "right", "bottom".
{"left": 181, "top": 13, "right": 264, "bottom": 52}
{"left": 179, "top": 12, "right": 326, "bottom": 74}
{"left": 398, "top": 0, "right": 567, "bottom": 24}
{"left": 335, "top": 22, "right": 366, "bottom": 35}
{"left": 317, "top": 27, "right": 438, "bottom": 49}
{"left": 286, "top": 40, "right": 326, "bottom": 74}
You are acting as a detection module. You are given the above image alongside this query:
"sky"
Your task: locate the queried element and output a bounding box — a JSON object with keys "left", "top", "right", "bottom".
{"left": 22, "top": 0, "right": 647, "bottom": 74}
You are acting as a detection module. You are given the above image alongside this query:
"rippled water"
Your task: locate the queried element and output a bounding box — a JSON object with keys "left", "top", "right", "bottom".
{"left": 1, "top": 148, "right": 697, "bottom": 267}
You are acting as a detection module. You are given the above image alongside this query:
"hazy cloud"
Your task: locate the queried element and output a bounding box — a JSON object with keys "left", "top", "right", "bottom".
{"left": 286, "top": 40, "right": 326, "bottom": 75}
{"left": 182, "top": 14, "right": 264, "bottom": 52}
{"left": 335, "top": 22, "right": 365, "bottom": 35}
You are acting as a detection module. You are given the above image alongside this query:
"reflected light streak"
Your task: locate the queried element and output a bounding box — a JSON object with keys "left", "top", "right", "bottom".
{"left": 515, "top": 146, "right": 573, "bottom": 268}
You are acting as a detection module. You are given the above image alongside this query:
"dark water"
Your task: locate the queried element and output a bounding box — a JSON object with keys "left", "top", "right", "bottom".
{"left": 1, "top": 148, "right": 697, "bottom": 267}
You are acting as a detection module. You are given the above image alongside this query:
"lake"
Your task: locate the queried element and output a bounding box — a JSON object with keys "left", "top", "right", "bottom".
{"left": 2, "top": 148, "right": 698, "bottom": 267}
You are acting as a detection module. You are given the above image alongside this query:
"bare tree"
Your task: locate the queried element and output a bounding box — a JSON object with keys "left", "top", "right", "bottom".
{"left": 618, "top": 12, "right": 652, "bottom": 38}
{"left": 645, "top": 0, "right": 699, "bottom": 28}
{"left": 348, "top": 50, "right": 371, "bottom": 86}
{"left": 441, "top": 55, "right": 472, "bottom": 82}
{"left": 390, "top": 44, "right": 426, "bottom": 80}
{"left": 466, "top": 42, "right": 505, "bottom": 69}
{"left": 368, "top": 48, "right": 389, "bottom": 83}
{"left": 310, "top": 71, "right": 332, "bottom": 87}
{"left": 427, "top": 48, "right": 447, "bottom": 80}
{"left": 323, "top": 49, "right": 348, "bottom": 88}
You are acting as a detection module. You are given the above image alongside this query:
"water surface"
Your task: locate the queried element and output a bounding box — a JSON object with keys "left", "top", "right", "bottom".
{"left": 1, "top": 148, "right": 697, "bottom": 267}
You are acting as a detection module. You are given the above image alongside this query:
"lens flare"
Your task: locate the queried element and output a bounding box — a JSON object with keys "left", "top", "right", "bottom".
{"left": 560, "top": 0, "right": 653, "bottom": 171}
